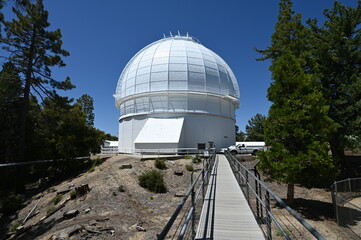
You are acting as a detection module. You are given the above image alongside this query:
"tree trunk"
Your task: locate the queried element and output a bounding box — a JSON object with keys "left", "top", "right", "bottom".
{"left": 329, "top": 132, "right": 345, "bottom": 163}
{"left": 287, "top": 183, "right": 294, "bottom": 205}
{"left": 16, "top": 77, "right": 30, "bottom": 193}
{"left": 16, "top": 29, "right": 36, "bottom": 193}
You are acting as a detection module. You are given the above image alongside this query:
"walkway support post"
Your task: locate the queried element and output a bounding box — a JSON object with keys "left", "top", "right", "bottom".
{"left": 265, "top": 191, "right": 272, "bottom": 240}
{"left": 246, "top": 171, "right": 249, "bottom": 203}
{"left": 191, "top": 168, "right": 202, "bottom": 240}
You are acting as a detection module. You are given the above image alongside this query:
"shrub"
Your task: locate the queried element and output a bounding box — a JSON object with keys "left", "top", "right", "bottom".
{"left": 88, "top": 157, "right": 106, "bottom": 172}
{"left": 185, "top": 164, "right": 194, "bottom": 171}
{"left": 69, "top": 190, "right": 77, "bottom": 199}
{"left": 0, "top": 194, "right": 24, "bottom": 215}
{"left": 9, "top": 222, "right": 21, "bottom": 232}
{"left": 118, "top": 185, "right": 126, "bottom": 192}
{"left": 52, "top": 195, "right": 62, "bottom": 205}
{"left": 192, "top": 154, "right": 201, "bottom": 163}
{"left": 154, "top": 158, "right": 167, "bottom": 170}
{"left": 112, "top": 191, "right": 117, "bottom": 196}
{"left": 93, "top": 157, "right": 106, "bottom": 167}
{"left": 276, "top": 230, "right": 290, "bottom": 236}
{"left": 138, "top": 170, "right": 166, "bottom": 193}
{"left": 184, "top": 155, "right": 192, "bottom": 159}
{"left": 46, "top": 205, "right": 55, "bottom": 215}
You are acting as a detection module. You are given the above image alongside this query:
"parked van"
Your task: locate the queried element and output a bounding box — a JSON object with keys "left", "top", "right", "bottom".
{"left": 227, "top": 142, "right": 265, "bottom": 155}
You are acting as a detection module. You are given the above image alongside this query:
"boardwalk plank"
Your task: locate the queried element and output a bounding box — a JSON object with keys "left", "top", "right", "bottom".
{"left": 196, "top": 154, "right": 264, "bottom": 239}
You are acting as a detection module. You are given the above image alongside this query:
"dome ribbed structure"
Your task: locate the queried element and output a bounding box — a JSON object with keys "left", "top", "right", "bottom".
{"left": 115, "top": 36, "right": 239, "bottom": 108}
{"left": 114, "top": 36, "right": 240, "bottom": 153}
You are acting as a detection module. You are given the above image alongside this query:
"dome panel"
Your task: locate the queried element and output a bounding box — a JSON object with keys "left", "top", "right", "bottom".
{"left": 115, "top": 36, "right": 239, "bottom": 108}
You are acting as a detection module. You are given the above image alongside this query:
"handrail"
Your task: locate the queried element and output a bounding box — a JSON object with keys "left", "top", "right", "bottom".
{"left": 0, "top": 156, "right": 89, "bottom": 168}
{"left": 331, "top": 177, "right": 361, "bottom": 186}
{"left": 224, "top": 151, "right": 326, "bottom": 240}
{"left": 158, "top": 151, "right": 216, "bottom": 239}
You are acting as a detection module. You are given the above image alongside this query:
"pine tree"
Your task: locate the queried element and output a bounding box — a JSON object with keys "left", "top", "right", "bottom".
{"left": 0, "top": 0, "right": 73, "bottom": 192}
{"left": 0, "top": 62, "right": 22, "bottom": 163}
{"left": 257, "top": 0, "right": 337, "bottom": 202}
{"left": 308, "top": 1, "right": 361, "bottom": 159}
{"left": 245, "top": 113, "right": 266, "bottom": 141}
{"left": 76, "top": 94, "right": 95, "bottom": 126}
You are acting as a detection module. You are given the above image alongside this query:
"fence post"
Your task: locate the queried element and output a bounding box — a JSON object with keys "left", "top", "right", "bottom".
{"left": 246, "top": 171, "right": 249, "bottom": 203}
{"left": 236, "top": 162, "right": 239, "bottom": 184}
{"left": 202, "top": 168, "right": 205, "bottom": 201}
{"left": 191, "top": 176, "right": 196, "bottom": 239}
{"left": 334, "top": 181, "right": 339, "bottom": 225}
{"left": 255, "top": 172, "right": 260, "bottom": 219}
{"left": 265, "top": 191, "right": 272, "bottom": 240}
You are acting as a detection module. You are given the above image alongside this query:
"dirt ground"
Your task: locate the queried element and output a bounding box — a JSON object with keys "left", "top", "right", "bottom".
{"left": 240, "top": 154, "right": 361, "bottom": 240}
{"left": 1, "top": 155, "right": 201, "bottom": 240}
{"left": 1, "top": 154, "right": 360, "bottom": 240}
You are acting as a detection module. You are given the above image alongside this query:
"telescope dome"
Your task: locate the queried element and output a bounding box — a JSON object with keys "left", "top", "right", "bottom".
{"left": 115, "top": 36, "right": 239, "bottom": 109}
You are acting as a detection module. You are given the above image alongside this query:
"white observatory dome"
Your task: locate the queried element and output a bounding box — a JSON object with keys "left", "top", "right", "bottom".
{"left": 115, "top": 35, "right": 240, "bottom": 153}
{"left": 115, "top": 36, "right": 239, "bottom": 108}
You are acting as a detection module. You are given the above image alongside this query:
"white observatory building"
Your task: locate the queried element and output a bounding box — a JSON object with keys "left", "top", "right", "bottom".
{"left": 114, "top": 35, "right": 239, "bottom": 153}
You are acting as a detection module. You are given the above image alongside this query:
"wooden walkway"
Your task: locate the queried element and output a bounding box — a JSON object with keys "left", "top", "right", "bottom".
{"left": 196, "top": 154, "right": 264, "bottom": 239}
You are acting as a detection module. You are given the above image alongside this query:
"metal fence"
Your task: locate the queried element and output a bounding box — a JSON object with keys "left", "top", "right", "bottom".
{"left": 100, "top": 146, "right": 119, "bottom": 154}
{"left": 117, "top": 148, "right": 205, "bottom": 158}
{"left": 157, "top": 151, "right": 216, "bottom": 240}
{"left": 224, "top": 151, "right": 325, "bottom": 240}
{"left": 331, "top": 178, "right": 361, "bottom": 238}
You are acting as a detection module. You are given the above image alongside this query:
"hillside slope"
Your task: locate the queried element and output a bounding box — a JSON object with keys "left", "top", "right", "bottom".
{"left": 3, "top": 155, "right": 197, "bottom": 240}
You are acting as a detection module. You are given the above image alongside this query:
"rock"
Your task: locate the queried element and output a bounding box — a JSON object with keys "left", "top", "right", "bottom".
{"left": 135, "top": 219, "right": 146, "bottom": 232}
{"left": 63, "top": 210, "right": 79, "bottom": 219}
{"left": 75, "top": 184, "right": 90, "bottom": 196}
{"left": 57, "top": 188, "right": 71, "bottom": 195}
{"left": 52, "top": 224, "right": 84, "bottom": 240}
{"left": 174, "top": 169, "right": 183, "bottom": 176}
{"left": 120, "top": 164, "right": 132, "bottom": 169}
{"left": 38, "top": 178, "right": 46, "bottom": 187}
{"left": 96, "top": 217, "right": 109, "bottom": 222}
{"left": 88, "top": 220, "right": 97, "bottom": 226}
{"left": 37, "top": 216, "right": 46, "bottom": 223}
{"left": 174, "top": 192, "right": 185, "bottom": 197}
{"left": 58, "top": 197, "right": 71, "bottom": 206}
{"left": 84, "top": 208, "right": 91, "bottom": 214}
{"left": 16, "top": 225, "right": 24, "bottom": 232}
{"left": 136, "top": 226, "right": 147, "bottom": 232}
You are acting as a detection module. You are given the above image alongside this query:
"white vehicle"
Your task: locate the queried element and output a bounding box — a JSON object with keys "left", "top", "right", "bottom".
{"left": 228, "top": 142, "right": 265, "bottom": 155}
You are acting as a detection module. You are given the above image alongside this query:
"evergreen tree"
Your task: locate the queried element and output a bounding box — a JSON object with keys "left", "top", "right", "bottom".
{"left": 235, "top": 125, "right": 246, "bottom": 141}
{"left": 0, "top": 0, "right": 73, "bottom": 192}
{"left": 0, "top": 62, "right": 22, "bottom": 162}
{"left": 76, "top": 94, "right": 95, "bottom": 126}
{"left": 308, "top": 1, "right": 361, "bottom": 159}
{"left": 33, "top": 96, "right": 101, "bottom": 165}
{"left": 245, "top": 113, "right": 266, "bottom": 141}
{"left": 257, "top": 0, "right": 337, "bottom": 202}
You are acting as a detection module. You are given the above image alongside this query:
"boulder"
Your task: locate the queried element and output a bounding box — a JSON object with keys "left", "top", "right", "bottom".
{"left": 120, "top": 164, "right": 132, "bottom": 169}
{"left": 174, "top": 170, "right": 183, "bottom": 176}
{"left": 52, "top": 224, "right": 84, "bottom": 240}
{"left": 63, "top": 210, "right": 79, "bottom": 219}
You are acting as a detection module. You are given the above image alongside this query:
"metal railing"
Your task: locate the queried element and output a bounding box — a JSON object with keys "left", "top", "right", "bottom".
{"left": 332, "top": 178, "right": 361, "bottom": 238}
{"left": 100, "top": 146, "right": 119, "bottom": 154}
{"left": 224, "top": 151, "right": 325, "bottom": 240}
{"left": 118, "top": 148, "right": 211, "bottom": 158}
{"left": 0, "top": 156, "right": 90, "bottom": 168}
{"left": 158, "top": 151, "right": 216, "bottom": 240}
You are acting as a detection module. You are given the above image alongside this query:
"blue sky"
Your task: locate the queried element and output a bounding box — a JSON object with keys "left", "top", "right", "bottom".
{"left": 2, "top": 0, "right": 358, "bottom": 137}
